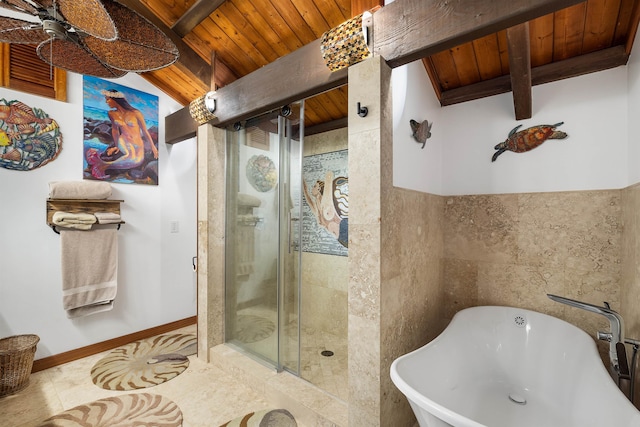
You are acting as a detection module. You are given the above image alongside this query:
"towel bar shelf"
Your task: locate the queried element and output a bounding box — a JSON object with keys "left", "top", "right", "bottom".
{"left": 50, "top": 223, "right": 121, "bottom": 235}
{"left": 46, "top": 199, "right": 124, "bottom": 232}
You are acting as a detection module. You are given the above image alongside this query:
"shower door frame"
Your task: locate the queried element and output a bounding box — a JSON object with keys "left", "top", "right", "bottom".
{"left": 223, "top": 104, "right": 303, "bottom": 374}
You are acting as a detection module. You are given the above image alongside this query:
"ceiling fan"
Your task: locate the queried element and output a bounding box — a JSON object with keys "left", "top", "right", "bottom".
{"left": 0, "top": 0, "right": 179, "bottom": 78}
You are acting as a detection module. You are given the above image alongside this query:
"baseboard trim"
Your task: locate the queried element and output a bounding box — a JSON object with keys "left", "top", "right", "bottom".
{"left": 31, "top": 316, "right": 197, "bottom": 373}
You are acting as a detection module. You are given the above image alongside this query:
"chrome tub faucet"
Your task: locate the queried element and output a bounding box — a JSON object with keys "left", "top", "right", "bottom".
{"left": 547, "top": 294, "right": 624, "bottom": 373}
{"left": 547, "top": 294, "right": 639, "bottom": 403}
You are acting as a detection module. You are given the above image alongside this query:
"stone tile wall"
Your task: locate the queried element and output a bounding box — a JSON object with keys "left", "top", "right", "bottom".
{"left": 443, "top": 189, "right": 623, "bottom": 365}
{"left": 621, "top": 182, "right": 640, "bottom": 408}
{"left": 301, "top": 128, "right": 349, "bottom": 343}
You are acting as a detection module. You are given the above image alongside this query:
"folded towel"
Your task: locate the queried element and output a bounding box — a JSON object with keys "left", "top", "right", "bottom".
{"left": 94, "top": 211, "right": 122, "bottom": 224}
{"left": 49, "top": 181, "right": 112, "bottom": 200}
{"left": 52, "top": 211, "right": 97, "bottom": 230}
{"left": 60, "top": 228, "right": 118, "bottom": 318}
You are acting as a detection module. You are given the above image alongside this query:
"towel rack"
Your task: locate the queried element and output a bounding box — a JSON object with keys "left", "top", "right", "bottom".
{"left": 46, "top": 199, "right": 124, "bottom": 234}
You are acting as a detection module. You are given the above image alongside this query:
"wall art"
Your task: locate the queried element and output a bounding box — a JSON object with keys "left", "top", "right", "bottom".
{"left": 83, "top": 76, "right": 159, "bottom": 185}
{"left": 246, "top": 154, "right": 277, "bottom": 192}
{"left": 0, "top": 99, "right": 62, "bottom": 171}
{"left": 410, "top": 119, "right": 432, "bottom": 149}
{"left": 302, "top": 149, "right": 348, "bottom": 256}
{"left": 492, "top": 122, "right": 568, "bottom": 162}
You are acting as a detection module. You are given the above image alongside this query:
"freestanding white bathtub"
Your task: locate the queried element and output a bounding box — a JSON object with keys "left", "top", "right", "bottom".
{"left": 390, "top": 306, "right": 640, "bottom": 427}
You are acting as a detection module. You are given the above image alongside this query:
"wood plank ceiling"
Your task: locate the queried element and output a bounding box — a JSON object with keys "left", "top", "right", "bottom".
{"left": 131, "top": 0, "right": 640, "bottom": 127}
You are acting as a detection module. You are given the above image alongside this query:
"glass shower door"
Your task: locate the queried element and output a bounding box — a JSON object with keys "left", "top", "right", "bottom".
{"left": 224, "top": 104, "right": 303, "bottom": 373}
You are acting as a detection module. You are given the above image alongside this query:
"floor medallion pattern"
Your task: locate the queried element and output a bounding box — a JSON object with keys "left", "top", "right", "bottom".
{"left": 35, "top": 393, "right": 182, "bottom": 427}
{"left": 91, "top": 333, "right": 196, "bottom": 390}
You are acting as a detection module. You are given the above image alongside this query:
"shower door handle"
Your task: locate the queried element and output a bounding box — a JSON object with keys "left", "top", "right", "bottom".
{"left": 288, "top": 212, "right": 299, "bottom": 253}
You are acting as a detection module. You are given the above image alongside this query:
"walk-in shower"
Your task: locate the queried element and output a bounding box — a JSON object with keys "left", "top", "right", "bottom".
{"left": 223, "top": 100, "right": 348, "bottom": 400}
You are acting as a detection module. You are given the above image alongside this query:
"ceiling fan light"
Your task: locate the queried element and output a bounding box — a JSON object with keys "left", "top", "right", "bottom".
{"left": 42, "top": 20, "right": 66, "bottom": 40}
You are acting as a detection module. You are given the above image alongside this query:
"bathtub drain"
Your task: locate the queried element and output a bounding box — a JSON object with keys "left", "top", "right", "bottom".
{"left": 508, "top": 393, "right": 526, "bottom": 405}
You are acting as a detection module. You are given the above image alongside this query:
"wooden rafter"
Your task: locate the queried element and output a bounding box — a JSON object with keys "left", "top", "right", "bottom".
{"left": 439, "top": 45, "right": 629, "bottom": 106}
{"left": 172, "top": 0, "right": 227, "bottom": 38}
{"left": 166, "top": 0, "right": 586, "bottom": 143}
{"left": 507, "top": 23, "right": 532, "bottom": 120}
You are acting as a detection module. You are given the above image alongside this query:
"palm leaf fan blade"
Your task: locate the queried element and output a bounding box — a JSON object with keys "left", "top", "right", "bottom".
{"left": 29, "top": 0, "right": 54, "bottom": 7}
{"left": 0, "top": 0, "right": 38, "bottom": 14}
{"left": 0, "top": 17, "right": 47, "bottom": 43}
{"left": 57, "top": 0, "right": 116, "bottom": 40}
{"left": 37, "top": 38, "right": 126, "bottom": 78}
{"left": 83, "top": 0, "right": 178, "bottom": 72}
{"left": 84, "top": 37, "right": 179, "bottom": 72}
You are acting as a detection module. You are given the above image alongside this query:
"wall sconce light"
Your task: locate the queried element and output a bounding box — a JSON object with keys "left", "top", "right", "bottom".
{"left": 189, "top": 91, "right": 217, "bottom": 125}
{"left": 320, "top": 11, "right": 373, "bottom": 72}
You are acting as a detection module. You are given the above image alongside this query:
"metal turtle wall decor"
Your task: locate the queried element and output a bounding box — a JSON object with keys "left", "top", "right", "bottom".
{"left": 410, "top": 119, "right": 432, "bottom": 149}
{"left": 0, "top": 99, "right": 62, "bottom": 171}
{"left": 492, "top": 122, "right": 567, "bottom": 162}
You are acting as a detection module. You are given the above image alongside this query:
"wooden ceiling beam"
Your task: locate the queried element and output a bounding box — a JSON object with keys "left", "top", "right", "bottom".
{"left": 373, "top": 0, "right": 584, "bottom": 68}
{"left": 165, "top": 38, "right": 349, "bottom": 143}
{"left": 506, "top": 23, "right": 532, "bottom": 120}
{"left": 305, "top": 117, "right": 349, "bottom": 136}
{"left": 439, "top": 45, "right": 629, "bottom": 106}
{"left": 172, "top": 0, "right": 226, "bottom": 38}
{"left": 166, "top": 0, "right": 587, "bottom": 143}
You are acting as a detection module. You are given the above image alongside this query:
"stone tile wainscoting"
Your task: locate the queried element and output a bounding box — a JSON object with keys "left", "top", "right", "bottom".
{"left": 441, "top": 186, "right": 640, "bottom": 408}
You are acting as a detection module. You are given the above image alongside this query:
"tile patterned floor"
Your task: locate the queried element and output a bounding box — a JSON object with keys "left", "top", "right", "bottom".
{"left": 0, "top": 326, "right": 270, "bottom": 427}
{"left": 0, "top": 324, "right": 348, "bottom": 427}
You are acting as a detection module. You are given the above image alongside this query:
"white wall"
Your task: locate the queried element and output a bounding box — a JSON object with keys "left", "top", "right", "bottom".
{"left": 394, "top": 61, "right": 631, "bottom": 195}
{"left": 0, "top": 72, "right": 197, "bottom": 359}
{"left": 392, "top": 61, "right": 443, "bottom": 194}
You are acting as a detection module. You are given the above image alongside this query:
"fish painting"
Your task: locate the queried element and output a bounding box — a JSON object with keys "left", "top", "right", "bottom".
{"left": 410, "top": 119, "right": 432, "bottom": 149}
{"left": 0, "top": 101, "right": 53, "bottom": 127}
{"left": 492, "top": 122, "right": 567, "bottom": 162}
{"left": 0, "top": 99, "right": 62, "bottom": 171}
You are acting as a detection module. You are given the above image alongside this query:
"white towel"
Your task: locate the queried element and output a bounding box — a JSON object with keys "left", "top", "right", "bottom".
{"left": 49, "top": 181, "right": 112, "bottom": 200}
{"left": 60, "top": 228, "right": 118, "bottom": 318}
{"left": 94, "top": 211, "right": 122, "bottom": 224}
{"left": 52, "top": 211, "right": 97, "bottom": 230}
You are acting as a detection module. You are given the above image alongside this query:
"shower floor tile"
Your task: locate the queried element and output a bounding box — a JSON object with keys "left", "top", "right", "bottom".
{"left": 300, "top": 327, "right": 348, "bottom": 401}
{"left": 232, "top": 305, "right": 348, "bottom": 402}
